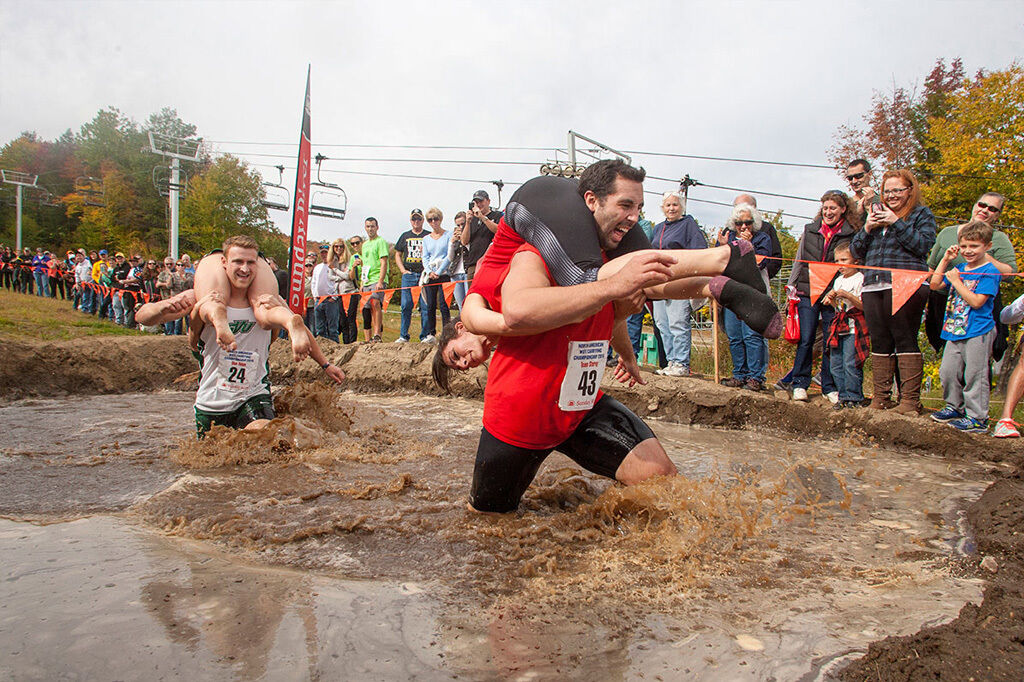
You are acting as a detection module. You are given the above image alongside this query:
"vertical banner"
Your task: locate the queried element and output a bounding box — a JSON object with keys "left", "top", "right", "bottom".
{"left": 287, "top": 66, "right": 312, "bottom": 314}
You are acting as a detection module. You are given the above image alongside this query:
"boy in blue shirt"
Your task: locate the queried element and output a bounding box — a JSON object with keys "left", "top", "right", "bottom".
{"left": 928, "top": 221, "right": 1001, "bottom": 432}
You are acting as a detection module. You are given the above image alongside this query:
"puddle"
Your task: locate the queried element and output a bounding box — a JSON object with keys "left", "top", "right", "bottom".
{"left": 0, "top": 389, "right": 994, "bottom": 679}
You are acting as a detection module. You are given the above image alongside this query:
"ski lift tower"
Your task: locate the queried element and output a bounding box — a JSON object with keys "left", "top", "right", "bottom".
{"left": 144, "top": 132, "right": 202, "bottom": 259}
{"left": 1, "top": 169, "right": 39, "bottom": 251}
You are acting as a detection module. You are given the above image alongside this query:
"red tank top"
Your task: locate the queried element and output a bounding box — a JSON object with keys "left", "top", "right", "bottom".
{"left": 482, "top": 244, "right": 614, "bottom": 449}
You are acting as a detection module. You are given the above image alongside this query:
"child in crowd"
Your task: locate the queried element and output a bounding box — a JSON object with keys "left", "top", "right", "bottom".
{"left": 823, "top": 241, "right": 867, "bottom": 409}
{"left": 929, "top": 221, "right": 1001, "bottom": 433}
{"left": 993, "top": 292, "right": 1024, "bottom": 437}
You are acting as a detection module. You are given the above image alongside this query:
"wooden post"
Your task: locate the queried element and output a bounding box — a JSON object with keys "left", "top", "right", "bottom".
{"left": 712, "top": 301, "right": 719, "bottom": 383}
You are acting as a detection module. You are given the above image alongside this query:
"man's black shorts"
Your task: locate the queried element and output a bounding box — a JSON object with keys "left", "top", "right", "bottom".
{"left": 470, "top": 394, "right": 656, "bottom": 513}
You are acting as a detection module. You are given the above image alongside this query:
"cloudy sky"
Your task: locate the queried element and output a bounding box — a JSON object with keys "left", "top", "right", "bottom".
{"left": 2, "top": 0, "right": 1022, "bottom": 244}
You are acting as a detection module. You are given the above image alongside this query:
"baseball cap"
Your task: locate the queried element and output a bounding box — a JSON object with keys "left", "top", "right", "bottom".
{"left": 472, "top": 190, "right": 489, "bottom": 201}
{"left": 99, "top": 249, "right": 108, "bottom": 256}
{"left": 410, "top": 208, "right": 423, "bottom": 217}
{"left": 319, "top": 243, "right": 329, "bottom": 250}
{"left": 115, "top": 252, "right": 125, "bottom": 258}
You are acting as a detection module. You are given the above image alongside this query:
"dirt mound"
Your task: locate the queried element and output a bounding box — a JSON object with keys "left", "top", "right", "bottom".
{"left": 0, "top": 335, "right": 196, "bottom": 401}
{"left": 839, "top": 470, "right": 1024, "bottom": 681}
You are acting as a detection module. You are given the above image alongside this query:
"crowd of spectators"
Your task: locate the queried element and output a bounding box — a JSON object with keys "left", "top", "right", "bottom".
{"left": 3, "top": 170, "right": 1022, "bottom": 437}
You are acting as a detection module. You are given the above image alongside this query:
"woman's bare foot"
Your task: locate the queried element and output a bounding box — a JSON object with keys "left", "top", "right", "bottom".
{"left": 199, "top": 298, "right": 236, "bottom": 351}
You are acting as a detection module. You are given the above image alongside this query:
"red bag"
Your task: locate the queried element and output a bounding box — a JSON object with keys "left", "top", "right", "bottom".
{"left": 784, "top": 297, "right": 800, "bottom": 344}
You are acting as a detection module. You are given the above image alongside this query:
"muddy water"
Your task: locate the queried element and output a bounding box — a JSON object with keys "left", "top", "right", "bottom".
{"left": 0, "top": 388, "right": 1000, "bottom": 680}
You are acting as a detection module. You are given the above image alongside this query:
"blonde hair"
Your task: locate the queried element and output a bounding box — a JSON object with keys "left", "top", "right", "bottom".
{"left": 426, "top": 206, "right": 443, "bottom": 222}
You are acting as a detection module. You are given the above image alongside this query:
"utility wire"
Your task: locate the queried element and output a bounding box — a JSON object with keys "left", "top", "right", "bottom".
{"left": 207, "top": 140, "right": 556, "bottom": 152}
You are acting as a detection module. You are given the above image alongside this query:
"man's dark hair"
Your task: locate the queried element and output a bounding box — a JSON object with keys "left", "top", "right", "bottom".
{"left": 847, "top": 158, "right": 872, "bottom": 172}
{"left": 365, "top": 216, "right": 378, "bottom": 226}
{"left": 577, "top": 159, "right": 646, "bottom": 200}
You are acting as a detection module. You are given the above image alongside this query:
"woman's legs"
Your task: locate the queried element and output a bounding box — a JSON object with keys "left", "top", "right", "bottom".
{"left": 723, "top": 308, "right": 748, "bottom": 380}
{"left": 791, "top": 296, "right": 820, "bottom": 390}
{"left": 195, "top": 253, "right": 311, "bottom": 359}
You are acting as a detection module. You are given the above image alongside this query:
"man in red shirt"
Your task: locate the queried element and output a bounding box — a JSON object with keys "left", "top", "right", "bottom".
{"left": 469, "top": 160, "right": 680, "bottom": 513}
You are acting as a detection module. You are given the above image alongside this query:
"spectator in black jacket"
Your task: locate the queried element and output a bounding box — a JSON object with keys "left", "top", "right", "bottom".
{"left": 786, "top": 190, "right": 862, "bottom": 403}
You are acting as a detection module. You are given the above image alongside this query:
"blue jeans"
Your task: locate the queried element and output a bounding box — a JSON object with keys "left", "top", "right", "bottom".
{"left": 164, "top": 318, "right": 183, "bottom": 335}
{"left": 453, "top": 277, "right": 468, "bottom": 311}
{"left": 792, "top": 296, "right": 835, "bottom": 392}
{"left": 81, "top": 286, "right": 94, "bottom": 313}
{"left": 723, "top": 308, "right": 765, "bottom": 381}
{"left": 653, "top": 298, "right": 693, "bottom": 368}
{"left": 33, "top": 271, "right": 49, "bottom": 297}
{"left": 830, "top": 335, "right": 863, "bottom": 402}
{"left": 112, "top": 292, "right": 125, "bottom": 326}
{"left": 421, "top": 277, "right": 450, "bottom": 338}
{"left": 626, "top": 311, "right": 644, "bottom": 357}
{"left": 314, "top": 297, "right": 340, "bottom": 343}
{"left": 399, "top": 272, "right": 427, "bottom": 341}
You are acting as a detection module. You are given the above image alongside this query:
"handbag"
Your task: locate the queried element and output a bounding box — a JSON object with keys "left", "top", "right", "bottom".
{"left": 784, "top": 291, "right": 800, "bottom": 344}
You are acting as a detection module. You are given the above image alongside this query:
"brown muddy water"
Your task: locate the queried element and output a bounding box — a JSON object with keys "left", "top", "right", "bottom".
{"left": 0, "top": 387, "right": 1003, "bottom": 680}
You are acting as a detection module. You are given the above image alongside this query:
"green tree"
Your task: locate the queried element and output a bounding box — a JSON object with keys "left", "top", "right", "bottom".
{"left": 179, "top": 155, "right": 286, "bottom": 261}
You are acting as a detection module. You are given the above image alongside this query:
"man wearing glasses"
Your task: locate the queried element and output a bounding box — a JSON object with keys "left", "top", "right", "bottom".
{"left": 845, "top": 159, "right": 876, "bottom": 218}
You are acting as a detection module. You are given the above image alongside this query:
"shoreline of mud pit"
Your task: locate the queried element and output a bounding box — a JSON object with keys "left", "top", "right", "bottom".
{"left": 2, "top": 333, "right": 1024, "bottom": 679}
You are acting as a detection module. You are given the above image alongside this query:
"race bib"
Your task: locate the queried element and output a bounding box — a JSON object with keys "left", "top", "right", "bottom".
{"left": 218, "top": 349, "right": 257, "bottom": 392}
{"left": 558, "top": 340, "right": 609, "bottom": 411}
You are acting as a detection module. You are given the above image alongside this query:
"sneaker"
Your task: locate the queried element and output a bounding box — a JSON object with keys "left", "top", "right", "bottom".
{"left": 832, "top": 401, "right": 845, "bottom": 411}
{"left": 993, "top": 419, "right": 1020, "bottom": 438}
{"left": 930, "top": 405, "right": 965, "bottom": 423}
{"left": 811, "top": 372, "right": 822, "bottom": 387}
{"left": 773, "top": 379, "right": 792, "bottom": 391}
{"left": 792, "top": 387, "right": 808, "bottom": 401}
{"left": 844, "top": 400, "right": 864, "bottom": 409}
{"left": 949, "top": 416, "right": 988, "bottom": 433}
{"left": 825, "top": 391, "right": 840, "bottom": 405}
{"left": 662, "top": 364, "right": 689, "bottom": 377}
{"left": 395, "top": 337, "right": 409, "bottom": 344}
{"left": 370, "top": 334, "right": 382, "bottom": 343}
{"left": 422, "top": 335, "right": 437, "bottom": 344}
{"left": 720, "top": 377, "right": 744, "bottom": 388}
{"left": 742, "top": 379, "right": 764, "bottom": 391}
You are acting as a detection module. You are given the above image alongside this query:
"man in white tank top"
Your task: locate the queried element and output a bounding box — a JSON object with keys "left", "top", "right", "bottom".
{"left": 136, "top": 236, "right": 345, "bottom": 437}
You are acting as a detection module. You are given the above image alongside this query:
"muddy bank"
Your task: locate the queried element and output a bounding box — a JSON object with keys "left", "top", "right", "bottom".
{"left": 0, "top": 335, "right": 195, "bottom": 401}
{"left": 838, "top": 470, "right": 1024, "bottom": 681}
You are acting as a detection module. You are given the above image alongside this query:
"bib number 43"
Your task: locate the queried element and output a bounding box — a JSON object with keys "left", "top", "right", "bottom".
{"left": 558, "top": 340, "right": 608, "bottom": 411}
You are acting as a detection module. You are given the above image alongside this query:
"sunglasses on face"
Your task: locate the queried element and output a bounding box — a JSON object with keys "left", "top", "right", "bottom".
{"left": 426, "top": 217, "right": 441, "bottom": 223}
{"left": 350, "top": 241, "right": 362, "bottom": 246}
{"left": 977, "top": 200, "right": 1002, "bottom": 213}
{"left": 411, "top": 216, "right": 423, "bottom": 221}
{"left": 845, "top": 171, "right": 867, "bottom": 182}
{"left": 734, "top": 220, "right": 755, "bottom": 227}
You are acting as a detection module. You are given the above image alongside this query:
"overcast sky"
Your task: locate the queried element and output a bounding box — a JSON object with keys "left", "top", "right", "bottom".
{"left": 2, "top": 0, "right": 1022, "bottom": 245}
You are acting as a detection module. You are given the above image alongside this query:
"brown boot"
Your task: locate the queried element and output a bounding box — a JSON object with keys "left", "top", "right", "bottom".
{"left": 893, "top": 353, "right": 923, "bottom": 415}
{"left": 869, "top": 353, "right": 896, "bottom": 410}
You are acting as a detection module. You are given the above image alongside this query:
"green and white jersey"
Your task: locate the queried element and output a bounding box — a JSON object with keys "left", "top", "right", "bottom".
{"left": 194, "top": 306, "right": 272, "bottom": 413}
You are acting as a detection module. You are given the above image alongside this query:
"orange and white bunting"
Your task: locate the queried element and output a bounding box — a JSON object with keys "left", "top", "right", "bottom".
{"left": 442, "top": 281, "right": 457, "bottom": 305}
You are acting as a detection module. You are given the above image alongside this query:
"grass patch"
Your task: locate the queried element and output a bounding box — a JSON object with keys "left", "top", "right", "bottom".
{"left": 0, "top": 290, "right": 141, "bottom": 342}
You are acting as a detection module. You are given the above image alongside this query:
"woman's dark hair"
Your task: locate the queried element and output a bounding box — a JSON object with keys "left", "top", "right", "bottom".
{"left": 815, "top": 190, "right": 863, "bottom": 231}
{"left": 577, "top": 159, "right": 646, "bottom": 200}
{"left": 431, "top": 318, "right": 464, "bottom": 393}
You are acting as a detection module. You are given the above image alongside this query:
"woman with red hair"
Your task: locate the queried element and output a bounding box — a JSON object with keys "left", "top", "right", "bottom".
{"left": 850, "top": 169, "right": 936, "bottom": 414}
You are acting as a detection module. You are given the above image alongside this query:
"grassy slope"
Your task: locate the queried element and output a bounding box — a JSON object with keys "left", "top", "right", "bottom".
{"left": 0, "top": 290, "right": 140, "bottom": 342}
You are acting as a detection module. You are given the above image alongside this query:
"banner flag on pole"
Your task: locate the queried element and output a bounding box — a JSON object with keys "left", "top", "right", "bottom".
{"left": 808, "top": 262, "right": 842, "bottom": 306}
{"left": 891, "top": 270, "right": 931, "bottom": 314}
{"left": 287, "top": 66, "right": 312, "bottom": 314}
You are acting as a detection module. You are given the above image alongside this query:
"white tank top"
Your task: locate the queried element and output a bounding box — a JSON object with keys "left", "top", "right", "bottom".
{"left": 194, "top": 306, "right": 272, "bottom": 412}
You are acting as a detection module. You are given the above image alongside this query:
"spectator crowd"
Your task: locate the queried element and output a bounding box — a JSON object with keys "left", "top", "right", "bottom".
{"left": 2, "top": 167, "right": 1022, "bottom": 438}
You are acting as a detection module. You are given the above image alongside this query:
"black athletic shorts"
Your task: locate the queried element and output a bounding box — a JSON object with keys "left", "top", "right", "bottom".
{"left": 470, "top": 394, "right": 656, "bottom": 513}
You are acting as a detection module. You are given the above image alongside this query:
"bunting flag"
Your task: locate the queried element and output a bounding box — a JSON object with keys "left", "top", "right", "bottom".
{"left": 442, "top": 281, "right": 457, "bottom": 305}
{"left": 286, "top": 66, "right": 312, "bottom": 314}
{"left": 755, "top": 254, "right": 765, "bottom": 265}
{"left": 891, "top": 270, "right": 931, "bottom": 314}
{"left": 381, "top": 288, "right": 396, "bottom": 313}
{"left": 409, "top": 286, "right": 423, "bottom": 309}
{"left": 808, "top": 262, "right": 843, "bottom": 305}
